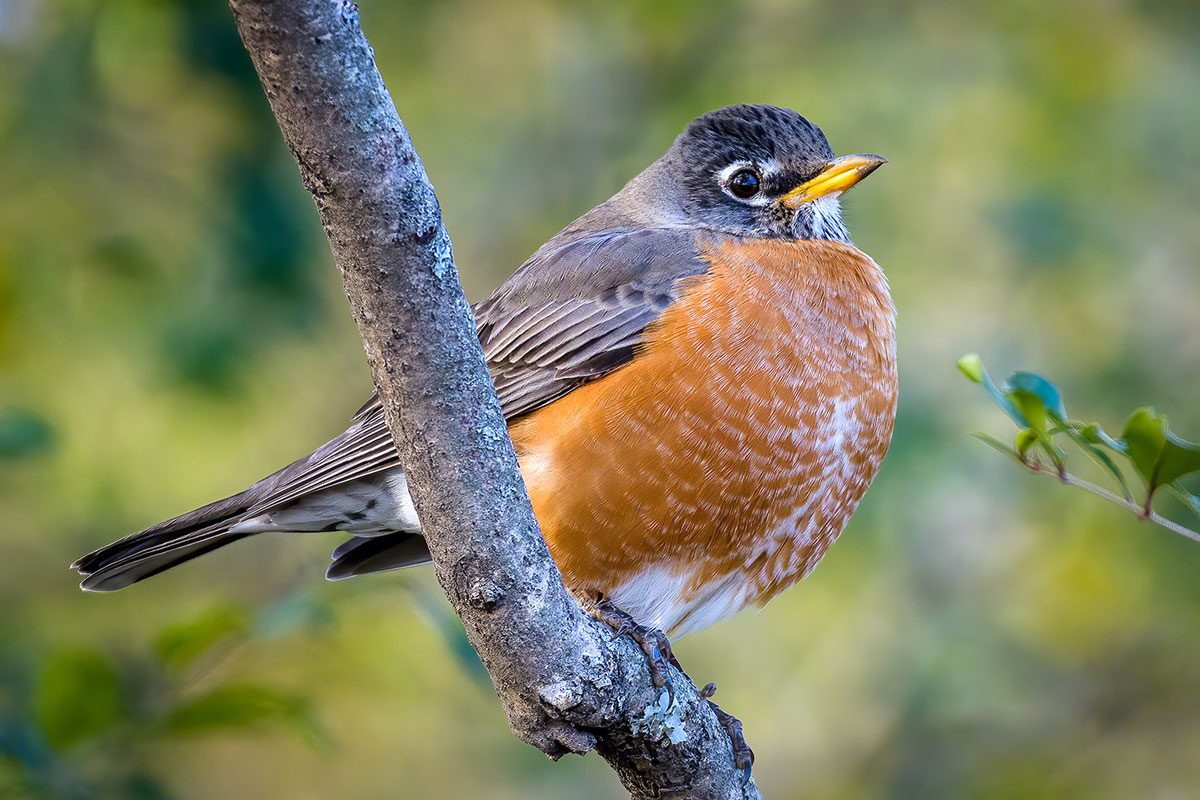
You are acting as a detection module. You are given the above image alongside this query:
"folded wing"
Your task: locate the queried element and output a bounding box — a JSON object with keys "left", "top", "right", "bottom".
{"left": 75, "top": 227, "right": 709, "bottom": 589}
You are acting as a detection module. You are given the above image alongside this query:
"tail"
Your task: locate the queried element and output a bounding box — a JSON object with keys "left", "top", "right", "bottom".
{"left": 72, "top": 487, "right": 261, "bottom": 592}
{"left": 326, "top": 532, "right": 431, "bottom": 580}
{"left": 74, "top": 398, "right": 419, "bottom": 591}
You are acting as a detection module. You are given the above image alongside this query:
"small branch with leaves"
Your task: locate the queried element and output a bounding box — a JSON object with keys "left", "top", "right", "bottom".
{"left": 957, "top": 353, "right": 1200, "bottom": 544}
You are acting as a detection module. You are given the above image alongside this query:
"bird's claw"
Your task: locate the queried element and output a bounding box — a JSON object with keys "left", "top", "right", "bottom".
{"left": 591, "top": 596, "right": 751, "bottom": 774}
{"left": 593, "top": 597, "right": 673, "bottom": 690}
{"left": 708, "top": 700, "right": 754, "bottom": 772}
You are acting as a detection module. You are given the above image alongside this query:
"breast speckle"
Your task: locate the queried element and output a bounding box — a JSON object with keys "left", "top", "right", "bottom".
{"left": 509, "top": 239, "right": 897, "bottom": 637}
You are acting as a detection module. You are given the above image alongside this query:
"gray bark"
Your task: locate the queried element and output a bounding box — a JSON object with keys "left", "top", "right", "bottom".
{"left": 226, "top": 1, "right": 762, "bottom": 797}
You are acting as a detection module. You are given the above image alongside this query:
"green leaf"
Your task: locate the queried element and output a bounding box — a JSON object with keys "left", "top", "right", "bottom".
{"left": 1014, "top": 428, "right": 1039, "bottom": 459}
{"left": 961, "top": 363, "right": 1068, "bottom": 433}
{"left": 1158, "top": 430, "right": 1200, "bottom": 486}
{"left": 1117, "top": 407, "right": 1200, "bottom": 504}
{"left": 1062, "top": 427, "right": 1132, "bottom": 500}
{"left": 35, "top": 649, "right": 123, "bottom": 750}
{"left": 957, "top": 353, "right": 985, "bottom": 384}
{"left": 1008, "top": 389, "right": 1047, "bottom": 432}
{"left": 1006, "top": 371, "right": 1068, "bottom": 425}
{"left": 163, "top": 684, "right": 324, "bottom": 744}
{"left": 153, "top": 605, "right": 250, "bottom": 674}
{"left": 1000, "top": 373, "right": 1068, "bottom": 471}
{"left": 1121, "top": 407, "right": 1167, "bottom": 484}
{"left": 1168, "top": 483, "right": 1200, "bottom": 516}
{"left": 1080, "top": 422, "right": 1127, "bottom": 454}
{"left": 958, "top": 355, "right": 1200, "bottom": 534}
{"left": 958, "top": 354, "right": 1026, "bottom": 426}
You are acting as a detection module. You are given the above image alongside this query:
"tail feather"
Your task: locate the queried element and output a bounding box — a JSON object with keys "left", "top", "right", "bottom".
{"left": 78, "top": 528, "right": 250, "bottom": 592}
{"left": 72, "top": 383, "right": 425, "bottom": 593}
{"left": 326, "top": 533, "right": 431, "bottom": 580}
{"left": 73, "top": 412, "right": 420, "bottom": 591}
{"left": 72, "top": 478, "right": 271, "bottom": 591}
{"left": 73, "top": 487, "right": 259, "bottom": 575}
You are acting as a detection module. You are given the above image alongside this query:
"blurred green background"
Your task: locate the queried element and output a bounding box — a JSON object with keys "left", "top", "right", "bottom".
{"left": 2, "top": 0, "right": 1200, "bottom": 797}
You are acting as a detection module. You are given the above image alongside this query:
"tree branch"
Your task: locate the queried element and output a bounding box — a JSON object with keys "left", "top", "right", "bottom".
{"left": 1023, "top": 462, "right": 1200, "bottom": 545}
{"left": 226, "top": 1, "right": 761, "bottom": 797}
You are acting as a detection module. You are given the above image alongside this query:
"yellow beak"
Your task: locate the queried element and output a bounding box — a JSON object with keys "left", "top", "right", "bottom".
{"left": 780, "top": 153, "right": 886, "bottom": 209}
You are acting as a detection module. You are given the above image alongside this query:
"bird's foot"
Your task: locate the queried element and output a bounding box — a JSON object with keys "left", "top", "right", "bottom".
{"left": 707, "top": 699, "right": 755, "bottom": 772}
{"left": 667, "top": 664, "right": 752, "bottom": 774}
{"left": 592, "top": 596, "right": 673, "bottom": 690}
{"left": 590, "top": 596, "right": 751, "bottom": 773}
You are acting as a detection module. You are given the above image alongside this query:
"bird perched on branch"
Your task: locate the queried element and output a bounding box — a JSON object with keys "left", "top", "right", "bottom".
{"left": 74, "top": 104, "right": 896, "bottom": 768}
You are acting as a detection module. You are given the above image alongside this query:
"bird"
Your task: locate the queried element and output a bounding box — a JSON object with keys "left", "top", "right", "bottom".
{"left": 74, "top": 104, "right": 896, "bottom": 767}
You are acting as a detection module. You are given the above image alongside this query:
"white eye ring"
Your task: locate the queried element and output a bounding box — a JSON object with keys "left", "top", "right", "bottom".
{"left": 718, "top": 161, "right": 772, "bottom": 205}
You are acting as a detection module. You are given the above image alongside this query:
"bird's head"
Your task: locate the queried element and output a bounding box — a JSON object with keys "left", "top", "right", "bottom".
{"left": 651, "top": 104, "right": 885, "bottom": 242}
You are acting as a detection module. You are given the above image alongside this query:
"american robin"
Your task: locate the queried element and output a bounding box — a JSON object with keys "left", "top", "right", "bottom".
{"left": 74, "top": 104, "right": 896, "bottom": 765}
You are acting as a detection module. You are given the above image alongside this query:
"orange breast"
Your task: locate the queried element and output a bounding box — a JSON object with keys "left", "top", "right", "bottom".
{"left": 508, "top": 238, "right": 897, "bottom": 637}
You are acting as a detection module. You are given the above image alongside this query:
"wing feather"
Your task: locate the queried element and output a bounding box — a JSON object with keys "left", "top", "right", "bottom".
{"left": 223, "top": 227, "right": 708, "bottom": 516}
{"left": 77, "top": 227, "right": 712, "bottom": 586}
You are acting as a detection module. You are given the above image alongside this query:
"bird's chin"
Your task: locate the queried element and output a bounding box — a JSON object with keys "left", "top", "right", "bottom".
{"left": 791, "top": 197, "right": 850, "bottom": 243}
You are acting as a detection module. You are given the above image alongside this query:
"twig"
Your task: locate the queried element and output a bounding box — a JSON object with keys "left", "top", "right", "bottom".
{"left": 1023, "top": 462, "right": 1200, "bottom": 545}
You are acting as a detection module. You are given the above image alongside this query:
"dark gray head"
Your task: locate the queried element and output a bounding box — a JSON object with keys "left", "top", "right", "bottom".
{"left": 619, "top": 105, "right": 885, "bottom": 242}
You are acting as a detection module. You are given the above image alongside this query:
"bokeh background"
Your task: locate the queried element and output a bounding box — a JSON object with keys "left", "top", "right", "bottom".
{"left": 2, "top": 0, "right": 1200, "bottom": 797}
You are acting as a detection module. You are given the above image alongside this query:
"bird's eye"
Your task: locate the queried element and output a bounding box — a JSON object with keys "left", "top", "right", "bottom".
{"left": 727, "top": 169, "right": 761, "bottom": 199}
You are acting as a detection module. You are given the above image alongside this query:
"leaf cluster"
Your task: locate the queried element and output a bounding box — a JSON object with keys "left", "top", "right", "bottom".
{"left": 958, "top": 353, "right": 1200, "bottom": 539}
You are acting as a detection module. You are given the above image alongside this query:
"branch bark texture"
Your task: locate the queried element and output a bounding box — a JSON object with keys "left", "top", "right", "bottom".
{"left": 227, "top": 1, "right": 762, "bottom": 797}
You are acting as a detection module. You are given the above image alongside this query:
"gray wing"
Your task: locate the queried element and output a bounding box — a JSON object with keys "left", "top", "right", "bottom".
{"left": 202, "top": 228, "right": 707, "bottom": 518}
{"left": 479, "top": 226, "right": 708, "bottom": 417}
{"left": 330, "top": 226, "right": 708, "bottom": 477}
{"left": 131, "top": 229, "right": 707, "bottom": 525}
{"left": 74, "top": 228, "right": 709, "bottom": 588}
